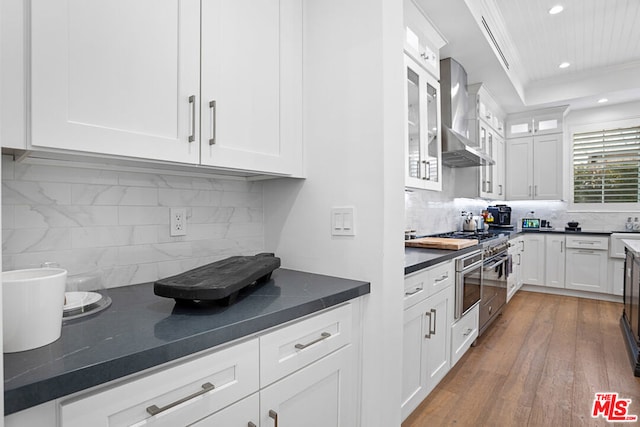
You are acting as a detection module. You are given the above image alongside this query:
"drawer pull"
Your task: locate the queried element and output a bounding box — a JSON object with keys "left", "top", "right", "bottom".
{"left": 405, "top": 286, "right": 422, "bottom": 296}
{"left": 295, "top": 332, "right": 331, "bottom": 350}
{"left": 146, "top": 382, "right": 214, "bottom": 416}
{"left": 463, "top": 328, "right": 473, "bottom": 336}
{"left": 269, "top": 409, "right": 279, "bottom": 427}
{"left": 434, "top": 273, "right": 448, "bottom": 283}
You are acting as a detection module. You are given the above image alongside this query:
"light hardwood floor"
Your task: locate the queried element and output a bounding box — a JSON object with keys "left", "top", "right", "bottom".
{"left": 402, "top": 291, "right": 640, "bottom": 427}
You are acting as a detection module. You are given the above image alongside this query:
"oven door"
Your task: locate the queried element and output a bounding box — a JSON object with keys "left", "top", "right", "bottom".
{"left": 456, "top": 259, "right": 482, "bottom": 320}
{"left": 480, "top": 253, "right": 508, "bottom": 329}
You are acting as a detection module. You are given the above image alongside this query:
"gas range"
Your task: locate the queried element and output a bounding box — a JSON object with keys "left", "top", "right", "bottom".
{"left": 429, "top": 230, "right": 508, "bottom": 257}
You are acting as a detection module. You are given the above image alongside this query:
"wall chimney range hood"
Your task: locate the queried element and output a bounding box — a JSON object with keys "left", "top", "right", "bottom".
{"left": 440, "top": 58, "right": 494, "bottom": 168}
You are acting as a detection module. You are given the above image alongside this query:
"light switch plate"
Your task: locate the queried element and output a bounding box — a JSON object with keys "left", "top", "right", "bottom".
{"left": 331, "top": 207, "right": 355, "bottom": 236}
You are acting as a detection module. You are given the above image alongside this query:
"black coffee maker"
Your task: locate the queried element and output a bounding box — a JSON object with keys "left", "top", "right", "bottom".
{"left": 487, "top": 205, "right": 512, "bottom": 228}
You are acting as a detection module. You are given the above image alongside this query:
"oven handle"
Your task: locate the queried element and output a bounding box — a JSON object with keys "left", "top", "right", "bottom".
{"left": 483, "top": 255, "right": 508, "bottom": 270}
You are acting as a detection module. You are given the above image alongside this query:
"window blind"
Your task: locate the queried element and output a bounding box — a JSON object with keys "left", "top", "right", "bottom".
{"left": 573, "top": 125, "right": 640, "bottom": 203}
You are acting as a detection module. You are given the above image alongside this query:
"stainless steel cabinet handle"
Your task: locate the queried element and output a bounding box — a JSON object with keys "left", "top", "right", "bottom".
{"left": 499, "top": 184, "right": 503, "bottom": 196}
{"left": 424, "top": 310, "right": 432, "bottom": 339}
{"left": 430, "top": 308, "right": 437, "bottom": 335}
{"left": 269, "top": 410, "right": 279, "bottom": 427}
{"left": 528, "top": 185, "right": 532, "bottom": 197}
{"left": 578, "top": 250, "right": 595, "bottom": 254}
{"left": 434, "top": 273, "right": 448, "bottom": 283}
{"left": 425, "top": 161, "right": 431, "bottom": 181}
{"left": 188, "top": 95, "right": 196, "bottom": 143}
{"left": 405, "top": 286, "right": 422, "bottom": 296}
{"left": 295, "top": 332, "right": 331, "bottom": 350}
{"left": 209, "top": 100, "right": 217, "bottom": 145}
{"left": 146, "top": 382, "right": 214, "bottom": 416}
{"left": 534, "top": 185, "right": 538, "bottom": 197}
{"left": 517, "top": 253, "right": 521, "bottom": 265}
{"left": 578, "top": 241, "right": 595, "bottom": 245}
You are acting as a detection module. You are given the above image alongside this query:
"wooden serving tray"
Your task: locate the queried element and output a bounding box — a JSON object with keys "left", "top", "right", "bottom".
{"left": 405, "top": 237, "right": 479, "bottom": 250}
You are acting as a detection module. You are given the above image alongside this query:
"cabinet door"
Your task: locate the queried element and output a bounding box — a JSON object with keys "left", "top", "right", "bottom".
{"left": 533, "top": 133, "right": 562, "bottom": 200}
{"left": 260, "top": 346, "right": 354, "bottom": 427}
{"left": 522, "top": 235, "right": 545, "bottom": 285}
{"left": 545, "top": 235, "right": 565, "bottom": 288}
{"left": 189, "top": 393, "right": 259, "bottom": 427}
{"left": 401, "top": 297, "right": 427, "bottom": 419}
{"left": 610, "top": 258, "right": 625, "bottom": 296}
{"left": 506, "top": 137, "right": 533, "bottom": 200}
{"left": 424, "top": 286, "right": 452, "bottom": 390}
{"left": 565, "top": 249, "right": 609, "bottom": 293}
{"left": 30, "top": 0, "right": 201, "bottom": 164}
{"left": 200, "top": 0, "right": 302, "bottom": 176}
{"left": 507, "top": 117, "right": 533, "bottom": 138}
{"left": 494, "top": 136, "right": 505, "bottom": 199}
{"left": 404, "top": 55, "right": 441, "bottom": 191}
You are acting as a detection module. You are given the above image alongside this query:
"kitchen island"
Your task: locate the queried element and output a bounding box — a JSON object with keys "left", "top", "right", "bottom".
{"left": 4, "top": 269, "right": 370, "bottom": 416}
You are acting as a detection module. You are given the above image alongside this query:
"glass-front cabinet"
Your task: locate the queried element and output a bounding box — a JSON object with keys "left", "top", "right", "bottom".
{"left": 405, "top": 54, "right": 442, "bottom": 191}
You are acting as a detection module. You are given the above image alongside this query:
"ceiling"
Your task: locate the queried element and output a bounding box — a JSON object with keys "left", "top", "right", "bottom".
{"left": 416, "top": 0, "right": 640, "bottom": 114}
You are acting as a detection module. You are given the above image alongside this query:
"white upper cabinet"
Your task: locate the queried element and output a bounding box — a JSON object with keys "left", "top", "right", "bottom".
{"left": 506, "top": 106, "right": 566, "bottom": 139}
{"left": 403, "top": 0, "right": 445, "bottom": 80}
{"left": 505, "top": 106, "right": 567, "bottom": 200}
{"left": 28, "top": 0, "right": 303, "bottom": 176}
{"left": 200, "top": 0, "right": 302, "bottom": 176}
{"left": 454, "top": 83, "right": 506, "bottom": 200}
{"left": 30, "top": 0, "right": 201, "bottom": 164}
{"left": 405, "top": 55, "right": 442, "bottom": 191}
{"left": 403, "top": 0, "right": 445, "bottom": 191}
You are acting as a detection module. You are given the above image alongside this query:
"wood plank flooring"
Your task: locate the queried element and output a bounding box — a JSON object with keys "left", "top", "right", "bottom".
{"left": 402, "top": 291, "right": 640, "bottom": 427}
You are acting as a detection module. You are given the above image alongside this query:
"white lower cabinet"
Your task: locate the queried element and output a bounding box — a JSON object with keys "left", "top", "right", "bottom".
{"left": 521, "top": 234, "right": 545, "bottom": 285}
{"left": 190, "top": 393, "right": 259, "bottom": 427}
{"left": 565, "top": 235, "right": 609, "bottom": 293}
{"left": 8, "top": 302, "right": 359, "bottom": 427}
{"left": 545, "top": 235, "right": 565, "bottom": 288}
{"left": 450, "top": 304, "right": 479, "bottom": 366}
{"left": 401, "top": 282, "right": 453, "bottom": 420}
{"left": 565, "top": 249, "right": 609, "bottom": 293}
{"left": 609, "top": 258, "right": 625, "bottom": 296}
{"left": 260, "top": 345, "right": 353, "bottom": 427}
{"left": 60, "top": 339, "right": 260, "bottom": 427}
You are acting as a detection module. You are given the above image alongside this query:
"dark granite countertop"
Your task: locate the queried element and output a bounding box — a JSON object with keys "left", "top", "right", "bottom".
{"left": 405, "top": 228, "right": 617, "bottom": 275}
{"left": 404, "top": 245, "right": 479, "bottom": 275}
{"left": 4, "top": 269, "right": 370, "bottom": 415}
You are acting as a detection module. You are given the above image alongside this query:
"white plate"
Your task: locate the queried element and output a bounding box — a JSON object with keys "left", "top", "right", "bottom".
{"left": 64, "top": 291, "right": 102, "bottom": 312}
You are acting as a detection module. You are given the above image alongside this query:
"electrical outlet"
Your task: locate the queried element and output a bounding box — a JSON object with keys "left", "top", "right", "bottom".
{"left": 170, "top": 208, "right": 187, "bottom": 236}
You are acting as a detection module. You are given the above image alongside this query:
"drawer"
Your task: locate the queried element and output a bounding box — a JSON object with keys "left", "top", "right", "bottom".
{"left": 565, "top": 235, "right": 609, "bottom": 251}
{"left": 260, "top": 303, "right": 352, "bottom": 387}
{"left": 60, "top": 339, "right": 259, "bottom": 427}
{"left": 450, "top": 304, "right": 478, "bottom": 366}
{"left": 404, "top": 260, "right": 453, "bottom": 308}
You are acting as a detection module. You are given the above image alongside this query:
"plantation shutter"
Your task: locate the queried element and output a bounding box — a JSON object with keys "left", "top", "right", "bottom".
{"left": 573, "top": 125, "right": 640, "bottom": 203}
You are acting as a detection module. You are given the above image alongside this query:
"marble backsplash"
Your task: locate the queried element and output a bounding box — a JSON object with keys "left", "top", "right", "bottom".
{"left": 1, "top": 156, "right": 264, "bottom": 290}
{"left": 405, "top": 167, "right": 640, "bottom": 236}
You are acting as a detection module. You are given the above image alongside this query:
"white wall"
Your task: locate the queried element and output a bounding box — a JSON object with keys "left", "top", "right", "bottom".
{"left": 264, "top": 0, "right": 405, "bottom": 425}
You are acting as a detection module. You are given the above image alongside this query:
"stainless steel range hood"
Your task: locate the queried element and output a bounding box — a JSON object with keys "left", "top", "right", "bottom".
{"left": 440, "top": 58, "right": 494, "bottom": 168}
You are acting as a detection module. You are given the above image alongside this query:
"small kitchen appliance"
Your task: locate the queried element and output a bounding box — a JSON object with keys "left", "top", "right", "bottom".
{"left": 521, "top": 218, "right": 540, "bottom": 230}
{"left": 565, "top": 221, "right": 581, "bottom": 232}
{"left": 486, "top": 205, "right": 512, "bottom": 228}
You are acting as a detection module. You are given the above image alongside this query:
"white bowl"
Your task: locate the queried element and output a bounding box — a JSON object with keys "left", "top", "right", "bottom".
{"left": 2, "top": 268, "right": 67, "bottom": 353}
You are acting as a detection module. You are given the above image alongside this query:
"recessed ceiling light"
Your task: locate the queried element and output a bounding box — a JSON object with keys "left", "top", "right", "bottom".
{"left": 598, "top": 98, "right": 608, "bottom": 103}
{"left": 549, "top": 5, "right": 564, "bottom": 15}
{"left": 559, "top": 62, "right": 571, "bottom": 69}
